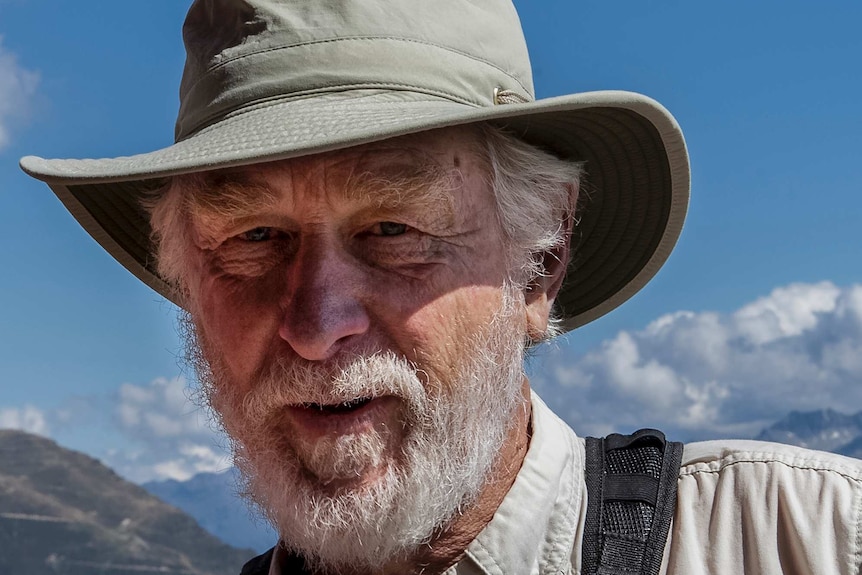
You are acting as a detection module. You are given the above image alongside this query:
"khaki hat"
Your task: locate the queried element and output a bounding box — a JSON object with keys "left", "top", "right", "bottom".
{"left": 20, "top": 0, "right": 689, "bottom": 332}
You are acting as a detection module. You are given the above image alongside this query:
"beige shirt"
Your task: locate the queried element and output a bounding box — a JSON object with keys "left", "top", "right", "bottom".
{"left": 271, "top": 394, "right": 862, "bottom": 574}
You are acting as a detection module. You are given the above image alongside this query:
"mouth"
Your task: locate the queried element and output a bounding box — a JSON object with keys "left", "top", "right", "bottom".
{"left": 286, "top": 396, "right": 399, "bottom": 440}
{"left": 285, "top": 396, "right": 398, "bottom": 438}
{"left": 301, "top": 397, "right": 374, "bottom": 415}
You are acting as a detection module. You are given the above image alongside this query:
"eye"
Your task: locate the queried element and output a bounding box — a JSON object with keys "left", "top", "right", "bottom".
{"left": 240, "top": 227, "right": 275, "bottom": 242}
{"left": 373, "top": 222, "right": 409, "bottom": 236}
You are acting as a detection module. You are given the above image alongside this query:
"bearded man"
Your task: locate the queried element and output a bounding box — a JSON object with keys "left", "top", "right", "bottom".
{"left": 21, "top": 1, "right": 862, "bottom": 574}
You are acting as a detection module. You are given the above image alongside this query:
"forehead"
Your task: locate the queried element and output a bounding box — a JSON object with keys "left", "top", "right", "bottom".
{"left": 183, "top": 126, "right": 487, "bottom": 207}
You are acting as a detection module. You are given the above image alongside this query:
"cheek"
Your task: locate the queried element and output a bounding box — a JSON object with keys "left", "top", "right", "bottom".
{"left": 192, "top": 274, "right": 283, "bottom": 386}
{"left": 395, "top": 284, "right": 512, "bottom": 389}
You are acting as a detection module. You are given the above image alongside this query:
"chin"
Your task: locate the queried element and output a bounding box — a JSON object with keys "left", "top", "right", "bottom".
{"left": 236, "top": 427, "right": 455, "bottom": 572}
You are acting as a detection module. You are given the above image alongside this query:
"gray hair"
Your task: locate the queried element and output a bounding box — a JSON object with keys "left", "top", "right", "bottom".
{"left": 478, "top": 125, "right": 583, "bottom": 340}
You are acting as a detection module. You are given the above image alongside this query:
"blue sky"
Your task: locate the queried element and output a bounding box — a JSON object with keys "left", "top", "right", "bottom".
{"left": 1, "top": 1, "right": 861, "bottom": 482}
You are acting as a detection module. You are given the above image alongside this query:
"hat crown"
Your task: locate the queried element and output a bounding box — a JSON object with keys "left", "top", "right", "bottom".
{"left": 176, "top": 0, "right": 535, "bottom": 141}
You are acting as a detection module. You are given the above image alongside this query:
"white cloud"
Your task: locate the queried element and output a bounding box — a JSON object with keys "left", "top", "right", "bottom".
{"left": 734, "top": 282, "right": 841, "bottom": 344}
{"left": 0, "top": 37, "right": 39, "bottom": 149}
{"left": 0, "top": 405, "right": 50, "bottom": 436}
{"left": 151, "top": 443, "right": 232, "bottom": 482}
{"left": 532, "top": 282, "right": 862, "bottom": 442}
{"left": 107, "top": 375, "right": 230, "bottom": 482}
{"left": 116, "top": 376, "right": 212, "bottom": 440}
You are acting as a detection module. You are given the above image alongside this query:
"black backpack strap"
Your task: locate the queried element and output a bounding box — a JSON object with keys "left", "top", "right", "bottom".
{"left": 581, "top": 429, "right": 684, "bottom": 575}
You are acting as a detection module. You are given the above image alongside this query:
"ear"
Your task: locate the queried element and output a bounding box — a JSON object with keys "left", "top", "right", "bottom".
{"left": 524, "top": 183, "right": 577, "bottom": 339}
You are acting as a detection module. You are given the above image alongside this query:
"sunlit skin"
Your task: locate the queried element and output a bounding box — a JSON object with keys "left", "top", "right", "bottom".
{"left": 180, "top": 127, "right": 565, "bottom": 573}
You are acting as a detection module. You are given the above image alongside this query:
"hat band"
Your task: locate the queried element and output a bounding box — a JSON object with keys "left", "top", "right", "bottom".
{"left": 175, "top": 35, "right": 533, "bottom": 141}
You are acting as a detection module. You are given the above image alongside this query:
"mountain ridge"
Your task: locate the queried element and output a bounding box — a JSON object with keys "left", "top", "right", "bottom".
{"left": 754, "top": 408, "right": 862, "bottom": 457}
{"left": 143, "top": 467, "right": 276, "bottom": 553}
{"left": 0, "top": 429, "right": 254, "bottom": 575}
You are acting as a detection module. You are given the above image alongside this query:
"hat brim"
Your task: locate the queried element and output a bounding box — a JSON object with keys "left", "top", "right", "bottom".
{"left": 20, "top": 89, "right": 689, "bottom": 332}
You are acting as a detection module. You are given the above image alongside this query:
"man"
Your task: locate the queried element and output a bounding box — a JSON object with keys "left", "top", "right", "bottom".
{"left": 21, "top": 1, "right": 862, "bottom": 574}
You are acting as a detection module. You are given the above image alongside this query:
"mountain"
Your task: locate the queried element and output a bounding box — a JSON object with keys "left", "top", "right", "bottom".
{"left": 143, "top": 468, "right": 276, "bottom": 553}
{"left": 755, "top": 409, "right": 862, "bottom": 455}
{"left": 0, "top": 430, "right": 255, "bottom": 575}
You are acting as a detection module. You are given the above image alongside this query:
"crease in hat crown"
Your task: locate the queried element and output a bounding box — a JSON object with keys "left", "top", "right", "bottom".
{"left": 176, "top": 0, "right": 535, "bottom": 141}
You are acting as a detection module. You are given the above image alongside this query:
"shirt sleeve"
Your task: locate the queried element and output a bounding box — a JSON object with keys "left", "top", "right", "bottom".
{"left": 663, "top": 440, "right": 862, "bottom": 575}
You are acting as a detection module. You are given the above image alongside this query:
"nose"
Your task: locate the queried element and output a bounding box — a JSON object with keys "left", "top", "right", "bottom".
{"left": 278, "top": 240, "right": 371, "bottom": 361}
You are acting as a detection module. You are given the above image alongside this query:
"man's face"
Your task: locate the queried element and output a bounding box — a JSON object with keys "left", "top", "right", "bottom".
{"left": 178, "top": 127, "right": 534, "bottom": 569}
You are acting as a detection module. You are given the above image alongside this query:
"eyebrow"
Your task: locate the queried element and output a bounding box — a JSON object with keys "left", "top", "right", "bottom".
{"left": 183, "top": 171, "right": 281, "bottom": 220}
{"left": 341, "top": 159, "right": 460, "bottom": 224}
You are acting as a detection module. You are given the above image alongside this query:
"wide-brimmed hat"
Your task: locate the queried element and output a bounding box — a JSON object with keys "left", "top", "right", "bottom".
{"left": 20, "top": 0, "right": 689, "bottom": 332}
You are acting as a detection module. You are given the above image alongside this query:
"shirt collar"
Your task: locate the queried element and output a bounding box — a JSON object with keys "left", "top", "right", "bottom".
{"left": 269, "top": 392, "right": 585, "bottom": 575}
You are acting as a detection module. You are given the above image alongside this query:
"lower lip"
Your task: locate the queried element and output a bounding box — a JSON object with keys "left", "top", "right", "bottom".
{"left": 284, "top": 396, "right": 399, "bottom": 439}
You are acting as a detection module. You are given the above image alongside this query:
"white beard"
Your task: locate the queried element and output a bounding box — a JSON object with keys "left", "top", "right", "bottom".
{"left": 191, "top": 286, "right": 527, "bottom": 573}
